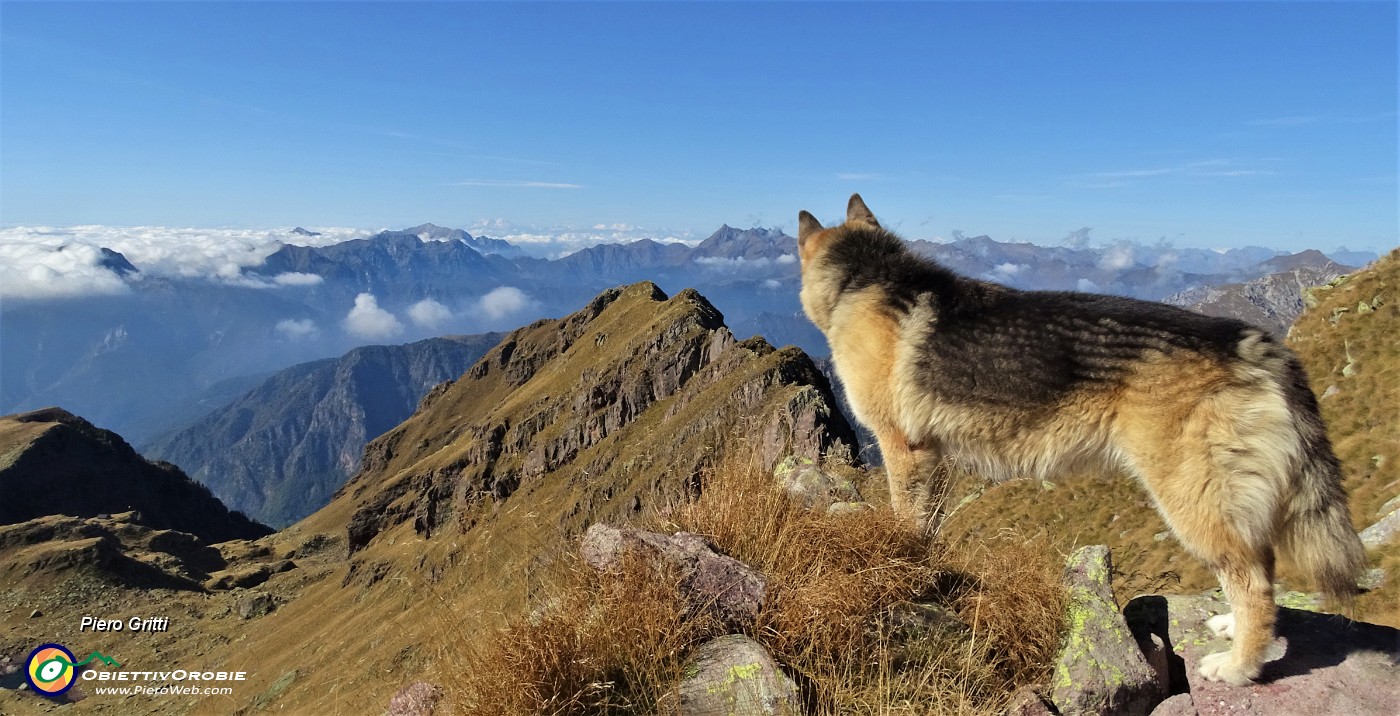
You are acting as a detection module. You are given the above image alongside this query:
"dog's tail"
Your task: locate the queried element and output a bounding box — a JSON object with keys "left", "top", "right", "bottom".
{"left": 1274, "top": 355, "right": 1367, "bottom": 607}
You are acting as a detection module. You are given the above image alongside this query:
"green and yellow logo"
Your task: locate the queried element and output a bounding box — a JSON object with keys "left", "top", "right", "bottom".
{"left": 24, "top": 643, "right": 121, "bottom": 698}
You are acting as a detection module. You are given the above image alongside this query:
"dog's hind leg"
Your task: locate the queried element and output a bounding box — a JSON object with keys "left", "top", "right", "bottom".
{"left": 876, "top": 428, "right": 944, "bottom": 531}
{"left": 1125, "top": 402, "right": 1286, "bottom": 685}
{"left": 1138, "top": 461, "right": 1279, "bottom": 684}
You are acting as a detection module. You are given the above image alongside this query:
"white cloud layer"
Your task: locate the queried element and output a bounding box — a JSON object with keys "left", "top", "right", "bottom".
{"left": 465, "top": 219, "right": 698, "bottom": 259}
{"left": 272, "top": 272, "right": 325, "bottom": 287}
{"left": 342, "top": 293, "right": 403, "bottom": 340}
{"left": 0, "top": 241, "right": 131, "bottom": 299}
{"left": 694, "top": 254, "right": 796, "bottom": 270}
{"left": 476, "top": 286, "right": 533, "bottom": 321}
{"left": 0, "top": 225, "right": 372, "bottom": 299}
{"left": 275, "top": 318, "right": 319, "bottom": 340}
{"left": 408, "top": 298, "right": 453, "bottom": 329}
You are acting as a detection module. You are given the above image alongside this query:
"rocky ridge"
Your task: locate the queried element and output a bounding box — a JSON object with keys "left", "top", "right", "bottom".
{"left": 337, "top": 281, "right": 857, "bottom": 558}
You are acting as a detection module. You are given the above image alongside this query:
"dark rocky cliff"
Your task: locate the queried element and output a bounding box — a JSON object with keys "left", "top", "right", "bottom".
{"left": 0, "top": 408, "right": 270, "bottom": 543}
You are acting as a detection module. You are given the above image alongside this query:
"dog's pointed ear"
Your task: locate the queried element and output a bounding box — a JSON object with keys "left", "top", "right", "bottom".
{"left": 798, "top": 210, "right": 823, "bottom": 245}
{"left": 847, "top": 193, "right": 879, "bottom": 227}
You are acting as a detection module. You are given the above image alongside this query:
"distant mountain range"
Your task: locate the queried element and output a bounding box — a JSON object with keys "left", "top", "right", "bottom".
{"left": 1164, "top": 250, "right": 1356, "bottom": 337}
{"left": 0, "top": 220, "right": 1376, "bottom": 447}
{"left": 144, "top": 334, "right": 503, "bottom": 528}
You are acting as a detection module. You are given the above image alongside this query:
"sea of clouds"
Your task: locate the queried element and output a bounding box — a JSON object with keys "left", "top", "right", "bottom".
{"left": 0, "top": 225, "right": 376, "bottom": 300}
{"left": 0, "top": 222, "right": 699, "bottom": 300}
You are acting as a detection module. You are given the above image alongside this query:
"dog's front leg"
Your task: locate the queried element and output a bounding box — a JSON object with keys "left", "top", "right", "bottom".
{"left": 877, "top": 429, "right": 944, "bottom": 532}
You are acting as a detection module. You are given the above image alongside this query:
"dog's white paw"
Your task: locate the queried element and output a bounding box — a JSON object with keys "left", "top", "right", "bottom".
{"left": 1206, "top": 613, "right": 1236, "bottom": 639}
{"left": 1198, "top": 651, "right": 1257, "bottom": 686}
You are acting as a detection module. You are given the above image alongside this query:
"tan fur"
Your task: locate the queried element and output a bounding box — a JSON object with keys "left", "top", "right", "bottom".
{"left": 797, "top": 194, "right": 1366, "bottom": 687}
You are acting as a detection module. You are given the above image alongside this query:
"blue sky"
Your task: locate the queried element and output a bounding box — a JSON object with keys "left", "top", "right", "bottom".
{"left": 2, "top": 2, "right": 1395, "bottom": 252}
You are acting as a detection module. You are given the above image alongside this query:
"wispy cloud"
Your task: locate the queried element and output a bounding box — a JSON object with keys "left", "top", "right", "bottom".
{"left": 1074, "top": 159, "right": 1276, "bottom": 187}
{"left": 449, "top": 179, "right": 584, "bottom": 189}
{"left": 1244, "top": 116, "right": 1319, "bottom": 127}
{"left": 1246, "top": 111, "right": 1395, "bottom": 128}
{"left": 836, "top": 172, "right": 886, "bottom": 181}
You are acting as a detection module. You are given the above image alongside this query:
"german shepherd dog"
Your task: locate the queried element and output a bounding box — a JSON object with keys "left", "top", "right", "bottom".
{"left": 797, "top": 194, "right": 1366, "bottom": 685}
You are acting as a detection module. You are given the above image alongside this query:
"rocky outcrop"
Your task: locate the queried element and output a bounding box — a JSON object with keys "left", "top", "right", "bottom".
{"left": 1037, "top": 545, "right": 1400, "bottom": 716}
{"left": 0, "top": 512, "right": 271, "bottom": 590}
{"left": 581, "top": 524, "right": 767, "bottom": 629}
{"left": 0, "top": 408, "right": 271, "bottom": 543}
{"left": 145, "top": 334, "right": 503, "bottom": 527}
{"left": 1127, "top": 590, "right": 1400, "bottom": 715}
{"left": 338, "top": 283, "right": 857, "bottom": 556}
{"left": 1050, "top": 546, "right": 1165, "bottom": 716}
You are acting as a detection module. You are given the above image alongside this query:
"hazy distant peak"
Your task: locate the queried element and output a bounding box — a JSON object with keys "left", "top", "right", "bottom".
{"left": 291, "top": 226, "right": 323, "bottom": 237}
{"left": 405, "top": 223, "right": 469, "bottom": 241}
{"left": 1261, "top": 248, "right": 1353, "bottom": 274}
{"left": 98, "top": 247, "right": 139, "bottom": 276}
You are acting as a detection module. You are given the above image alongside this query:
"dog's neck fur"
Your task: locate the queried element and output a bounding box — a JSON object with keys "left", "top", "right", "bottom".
{"left": 803, "top": 225, "right": 975, "bottom": 332}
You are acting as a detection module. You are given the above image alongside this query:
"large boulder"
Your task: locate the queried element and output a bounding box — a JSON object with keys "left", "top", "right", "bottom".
{"left": 661, "top": 634, "right": 801, "bottom": 716}
{"left": 773, "top": 455, "right": 862, "bottom": 509}
{"left": 580, "top": 523, "right": 767, "bottom": 629}
{"left": 1126, "top": 591, "right": 1400, "bottom": 715}
{"left": 1050, "top": 545, "right": 1165, "bottom": 716}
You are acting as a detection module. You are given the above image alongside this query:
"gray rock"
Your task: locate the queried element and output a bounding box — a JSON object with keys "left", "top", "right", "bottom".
{"left": 236, "top": 591, "right": 279, "bottom": 619}
{"left": 773, "top": 455, "right": 861, "bottom": 509}
{"left": 1050, "top": 545, "right": 1164, "bottom": 716}
{"left": 1004, "top": 685, "right": 1055, "bottom": 716}
{"left": 1126, "top": 591, "right": 1400, "bottom": 716}
{"left": 1377, "top": 493, "right": 1400, "bottom": 518}
{"left": 580, "top": 524, "right": 766, "bottom": 629}
{"left": 1150, "top": 693, "right": 1197, "bottom": 715}
{"left": 663, "top": 635, "right": 800, "bottom": 716}
{"left": 885, "top": 601, "right": 971, "bottom": 641}
{"left": 1360, "top": 502, "right": 1400, "bottom": 549}
{"left": 826, "top": 501, "right": 872, "bottom": 517}
{"left": 386, "top": 681, "right": 443, "bottom": 716}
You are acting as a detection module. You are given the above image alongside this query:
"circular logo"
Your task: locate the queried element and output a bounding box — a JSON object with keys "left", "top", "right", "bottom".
{"left": 25, "top": 643, "right": 77, "bottom": 697}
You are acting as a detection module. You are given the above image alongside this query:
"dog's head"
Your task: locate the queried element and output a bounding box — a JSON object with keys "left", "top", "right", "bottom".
{"left": 796, "top": 194, "right": 881, "bottom": 331}
{"left": 796, "top": 193, "right": 880, "bottom": 267}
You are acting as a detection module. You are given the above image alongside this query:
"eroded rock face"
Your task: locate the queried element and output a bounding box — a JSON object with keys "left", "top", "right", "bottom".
{"left": 580, "top": 523, "right": 767, "bottom": 629}
{"left": 1050, "top": 545, "right": 1165, "bottom": 716}
{"left": 663, "top": 635, "right": 801, "bottom": 716}
{"left": 1127, "top": 591, "right": 1400, "bottom": 716}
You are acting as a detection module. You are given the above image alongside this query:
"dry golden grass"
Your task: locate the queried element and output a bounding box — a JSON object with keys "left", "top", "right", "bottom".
{"left": 450, "top": 458, "right": 1066, "bottom": 715}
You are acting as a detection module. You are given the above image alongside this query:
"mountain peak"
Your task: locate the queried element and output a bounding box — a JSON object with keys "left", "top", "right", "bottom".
{"left": 330, "top": 281, "right": 854, "bottom": 556}
{"left": 0, "top": 408, "right": 271, "bottom": 543}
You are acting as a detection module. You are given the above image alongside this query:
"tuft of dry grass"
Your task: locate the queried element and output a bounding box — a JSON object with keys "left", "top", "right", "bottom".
{"left": 450, "top": 457, "right": 1067, "bottom": 715}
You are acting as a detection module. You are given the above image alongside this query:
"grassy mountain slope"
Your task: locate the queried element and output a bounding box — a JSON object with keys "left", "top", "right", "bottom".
{"left": 208, "top": 282, "right": 857, "bottom": 714}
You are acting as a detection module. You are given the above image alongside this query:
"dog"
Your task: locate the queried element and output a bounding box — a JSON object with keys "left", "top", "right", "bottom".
{"left": 796, "top": 194, "right": 1366, "bottom": 685}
